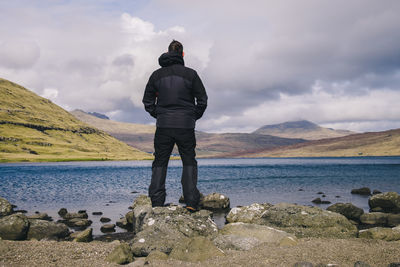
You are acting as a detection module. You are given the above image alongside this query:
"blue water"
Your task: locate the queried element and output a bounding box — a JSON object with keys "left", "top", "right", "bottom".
{"left": 1, "top": 157, "right": 400, "bottom": 235}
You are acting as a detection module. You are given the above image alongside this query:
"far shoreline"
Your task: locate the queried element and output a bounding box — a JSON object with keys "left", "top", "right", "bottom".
{"left": 2, "top": 154, "right": 400, "bottom": 164}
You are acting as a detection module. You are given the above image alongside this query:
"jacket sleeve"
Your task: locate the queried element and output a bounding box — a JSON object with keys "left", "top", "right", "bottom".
{"left": 193, "top": 72, "right": 208, "bottom": 120}
{"left": 142, "top": 73, "right": 157, "bottom": 118}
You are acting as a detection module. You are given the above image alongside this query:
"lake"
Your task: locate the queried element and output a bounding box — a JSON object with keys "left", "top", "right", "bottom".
{"left": 1, "top": 157, "right": 400, "bottom": 235}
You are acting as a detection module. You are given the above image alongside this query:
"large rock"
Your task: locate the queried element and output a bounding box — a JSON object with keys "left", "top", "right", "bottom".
{"left": 169, "top": 236, "right": 224, "bottom": 262}
{"left": 201, "top": 193, "right": 230, "bottom": 210}
{"left": 130, "top": 205, "right": 218, "bottom": 256}
{"left": 130, "top": 194, "right": 152, "bottom": 209}
{"left": 360, "top": 212, "right": 400, "bottom": 227}
{"left": 388, "top": 214, "right": 400, "bottom": 227}
{"left": 226, "top": 203, "right": 272, "bottom": 224}
{"left": 214, "top": 222, "right": 297, "bottom": 251}
{"left": 0, "top": 214, "right": 30, "bottom": 240}
{"left": 326, "top": 203, "right": 364, "bottom": 222}
{"left": 368, "top": 192, "right": 400, "bottom": 213}
{"left": 360, "top": 212, "right": 389, "bottom": 226}
{"left": 359, "top": 227, "right": 400, "bottom": 241}
{"left": 145, "top": 250, "right": 169, "bottom": 261}
{"left": 257, "top": 203, "right": 357, "bottom": 238}
{"left": 106, "top": 243, "right": 134, "bottom": 265}
{"left": 59, "top": 218, "right": 92, "bottom": 229}
{"left": 351, "top": 187, "right": 371, "bottom": 195}
{"left": 63, "top": 212, "right": 88, "bottom": 220}
{"left": 71, "top": 228, "right": 93, "bottom": 242}
{"left": 27, "top": 213, "right": 52, "bottom": 221}
{"left": 27, "top": 219, "right": 69, "bottom": 240}
{"left": 125, "top": 195, "right": 152, "bottom": 233}
{"left": 0, "top": 197, "right": 13, "bottom": 217}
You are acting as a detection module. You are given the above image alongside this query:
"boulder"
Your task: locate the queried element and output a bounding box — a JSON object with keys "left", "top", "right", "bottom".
{"left": 372, "top": 190, "right": 382, "bottom": 195}
{"left": 100, "top": 224, "right": 116, "bottom": 233}
{"left": 226, "top": 203, "right": 272, "bottom": 224}
{"left": 360, "top": 212, "right": 388, "bottom": 226}
{"left": 145, "top": 250, "right": 169, "bottom": 261}
{"left": 388, "top": 214, "right": 400, "bottom": 227}
{"left": 169, "top": 236, "right": 224, "bottom": 262}
{"left": 27, "top": 213, "right": 52, "bottom": 221}
{"left": 368, "top": 192, "right": 400, "bottom": 213}
{"left": 116, "top": 217, "right": 130, "bottom": 230}
{"left": 213, "top": 234, "right": 261, "bottom": 251}
{"left": 59, "top": 218, "right": 92, "bottom": 229}
{"left": 201, "top": 193, "right": 230, "bottom": 210}
{"left": 351, "top": 187, "right": 371, "bottom": 196}
{"left": 131, "top": 205, "right": 218, "bottom": 256}
{"left": 27, "top": 219, "right": 69, "bottom": 240}
{"left": 358, "top": 227, "right": 400, "bottom": 241}
{"left": 125, "top": 195, "right": 153, "bottom": 233}
{"left": 0, "top": 197, "right": 13, "bottom": 217}
{"left": 106, "top": 243, "right": 134, "bottom": 265}
{"left": 63, "top": 212, "right": 88, "bottom": 220}
{"left": 129, "top": 195, "right": 152, "bottom": 209}
{"left": 257, "top": 203, "right": 357, "bottom": 238}
{"left": 0, "top": 214, "right": 30, "bottom": 240}
{"left": 71, "top": 228, "right": 93, "bottom": 242}
{"left": 326, "top": 203, "right": 364, "bottom": 222}
{"left": 58, "top": 208, "right": 68, "bottom": 217}
{"left": 214, "top": 222, "right": 297, "bottom": 251}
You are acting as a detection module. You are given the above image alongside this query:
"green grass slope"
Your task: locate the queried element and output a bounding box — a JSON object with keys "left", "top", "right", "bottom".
{"left": 0, "top": 78, "right": 151, "bottom": 162}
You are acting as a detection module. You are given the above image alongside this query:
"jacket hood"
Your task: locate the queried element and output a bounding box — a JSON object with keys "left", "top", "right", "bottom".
{"left": 158, "top": 52, "right": 184, "bottom": 67}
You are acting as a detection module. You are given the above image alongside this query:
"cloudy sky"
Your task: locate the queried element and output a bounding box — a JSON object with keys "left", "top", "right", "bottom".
{"left": 1, "top": 0, "right": 400, "bottom": 133}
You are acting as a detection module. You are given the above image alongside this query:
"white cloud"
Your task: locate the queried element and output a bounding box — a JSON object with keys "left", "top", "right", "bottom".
{"left": 1, "top": 0, "right": 400, "bottom": 133}
{"left": 0, "top": 40, "right": 40, "bottom": 69}
{"left": 41, "top": 88, "right": 58, "bottom": 101}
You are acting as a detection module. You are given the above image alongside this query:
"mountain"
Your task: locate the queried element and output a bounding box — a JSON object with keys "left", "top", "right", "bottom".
{"left": 87, "top": 111, "right": 109, "bottom": 120}
{"left": 0, "top": 78, "right": 151, "bottom": 162}
{"left": 240, "top": 128, "right": 400, "bottom": 158}
{"left": 71, "top": 110, "right": 307, "bottom": 157}
{"left": 253, "top": 120, "right": 355, "bottom": 140}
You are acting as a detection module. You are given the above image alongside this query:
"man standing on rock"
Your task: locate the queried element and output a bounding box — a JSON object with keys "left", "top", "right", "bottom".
{"left": 142, "top": 40, "right": 208, "bottom": 211}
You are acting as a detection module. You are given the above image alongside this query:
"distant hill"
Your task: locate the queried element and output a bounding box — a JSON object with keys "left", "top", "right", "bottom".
{"left": 253, "top": 120, "right": 355, "bottom": 140}
{"left": 240, "top": 128, "right": 400, "bottom": 158}
{"left": 0, "top": 78, "right": 151, "bottom": 162}
{"left": 72, "top": 110, "right": 307, "bottom": 157}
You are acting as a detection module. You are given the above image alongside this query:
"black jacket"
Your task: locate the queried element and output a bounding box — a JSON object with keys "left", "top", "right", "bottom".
{"left": 142, "top": 52, "right": 208, "bottom": 128}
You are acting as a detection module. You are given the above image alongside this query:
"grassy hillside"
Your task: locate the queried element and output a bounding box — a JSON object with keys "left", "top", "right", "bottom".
{"left": 240, "top": 128, "right": 400, "bottom": 158}
{"left": 253, "top": 120, "right": 355, "bottom": 140}
{"left": 0, "top": 78, "right": 151, "bottom": 162}
{"left": 72, "top": 110, "right": 306, "bottom": 157}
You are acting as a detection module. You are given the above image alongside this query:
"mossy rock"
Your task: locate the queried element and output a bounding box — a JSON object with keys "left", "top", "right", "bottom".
{"left": 169, "top": 236, "right": 225, "bottom": 262}
{"left": 106, "top": 243, "right": 134, "bottom": 265}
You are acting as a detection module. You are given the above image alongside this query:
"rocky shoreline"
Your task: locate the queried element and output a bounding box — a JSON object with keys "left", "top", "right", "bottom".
{"left": 1, "top": 191, "right": 400, "bottom": 266}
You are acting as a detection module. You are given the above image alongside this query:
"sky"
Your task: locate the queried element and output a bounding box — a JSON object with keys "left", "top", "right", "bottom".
{"left": 1, "top": 0, "right": 400, "bottom": 133}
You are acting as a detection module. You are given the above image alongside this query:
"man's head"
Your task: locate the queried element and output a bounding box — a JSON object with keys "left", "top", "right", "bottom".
{"left": 168, "top": 40, "right": 183, "bottom": 55}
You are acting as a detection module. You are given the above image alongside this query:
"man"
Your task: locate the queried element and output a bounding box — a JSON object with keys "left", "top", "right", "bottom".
{"left": 142, "top": 40, "right": 208, "bottom": 211}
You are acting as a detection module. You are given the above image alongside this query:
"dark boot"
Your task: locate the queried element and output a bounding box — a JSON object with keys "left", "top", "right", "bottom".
{"left": 148, "top": 166, "right": 168, "bottom": 207}
{"left": 181, "top": 165, "right": 200, "bottom": 208}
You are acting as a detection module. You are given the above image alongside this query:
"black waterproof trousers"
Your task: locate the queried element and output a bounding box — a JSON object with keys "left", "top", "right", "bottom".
{"left": 149, "top": 127, "right": 201, "bottom": 208}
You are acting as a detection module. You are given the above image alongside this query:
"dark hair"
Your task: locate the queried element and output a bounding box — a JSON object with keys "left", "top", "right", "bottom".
{"left": 168, "top": 40, "right": 183, "bottom": 54}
